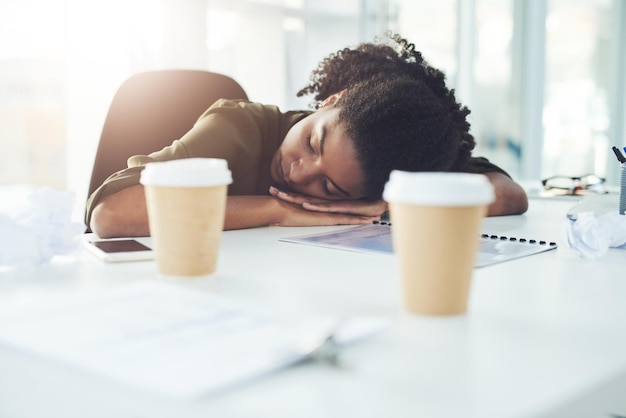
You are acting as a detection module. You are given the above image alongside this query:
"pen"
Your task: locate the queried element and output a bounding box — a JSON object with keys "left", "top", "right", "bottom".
{"left": 616, "top": 146, "right": 626, "bottom": 215}
{"left": 612, "top": 146, "right": 626, "bottom": 164}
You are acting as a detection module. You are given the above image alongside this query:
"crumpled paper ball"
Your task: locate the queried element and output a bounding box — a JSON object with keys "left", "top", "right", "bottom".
{"left": 565, "top": 211, "right": 626, "bottom": 259}
{"left": 0, "top": 186, "right": 85, "bottom": 267}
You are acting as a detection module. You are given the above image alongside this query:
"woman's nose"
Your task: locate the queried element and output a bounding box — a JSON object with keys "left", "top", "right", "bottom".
{"left": 290, "top": 159, "right": 316, "bottom": 185}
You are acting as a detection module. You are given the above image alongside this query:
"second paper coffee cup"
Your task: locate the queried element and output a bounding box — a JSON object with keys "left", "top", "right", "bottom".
{"left": 383, "top": 171, "right": 494, "bottom": 315}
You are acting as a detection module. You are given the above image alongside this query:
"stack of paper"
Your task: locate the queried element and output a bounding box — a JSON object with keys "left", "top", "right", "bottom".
{"left": 0, "top": 281, "right": 386, "bottom": 398}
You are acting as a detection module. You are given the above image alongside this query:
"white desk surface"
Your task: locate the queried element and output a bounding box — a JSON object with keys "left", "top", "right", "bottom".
{"left": 1, "top": 196, "right": 625, "bottom": 418}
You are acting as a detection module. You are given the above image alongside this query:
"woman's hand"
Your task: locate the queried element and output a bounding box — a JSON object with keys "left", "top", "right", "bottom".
{"left": 225, "top": 195, "right": 381, "bottom": 229}
{"left": 269, "top": 186, "right": 388, "bottom": 218}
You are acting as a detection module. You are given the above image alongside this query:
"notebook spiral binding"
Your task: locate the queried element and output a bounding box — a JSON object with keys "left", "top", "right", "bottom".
{"left": 481, "top": 233, "right": 557, "bottom": 247}
{"left": 373, "top": 220, "right": 558, "bottom": 248}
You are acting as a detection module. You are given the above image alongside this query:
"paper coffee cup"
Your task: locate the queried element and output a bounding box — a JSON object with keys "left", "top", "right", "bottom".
{"left": 140, "top": 158, "right": 232, "bottom": 277}
{"left": 383, "top": 171, "right": 494, "bottom": 315}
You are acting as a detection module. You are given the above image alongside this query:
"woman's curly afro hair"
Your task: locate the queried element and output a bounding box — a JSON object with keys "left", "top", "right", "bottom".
{"left": 297, "top": 32, "right": 475, "bottom": 200}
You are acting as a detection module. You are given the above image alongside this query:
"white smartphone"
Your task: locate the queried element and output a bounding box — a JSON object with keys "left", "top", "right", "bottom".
{"left": 84, "top": 238, "right": 154, "bottom": 262}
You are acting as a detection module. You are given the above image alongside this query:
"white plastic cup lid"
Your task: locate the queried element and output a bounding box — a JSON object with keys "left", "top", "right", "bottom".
{"left": 383, "top": 171, "right": 495, "bottom": 206}
{"left": 140, "top": 158, "right": 232, "bottom": 187}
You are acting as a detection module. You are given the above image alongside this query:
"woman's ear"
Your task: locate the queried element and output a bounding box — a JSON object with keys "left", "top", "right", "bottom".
{"left": 320, "top": 89, "right": 348, "bottom": 108}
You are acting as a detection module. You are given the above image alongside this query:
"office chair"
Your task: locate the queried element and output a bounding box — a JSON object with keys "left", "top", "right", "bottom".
{"left": 87, "top": 70, "right": 248, "bottom": 199}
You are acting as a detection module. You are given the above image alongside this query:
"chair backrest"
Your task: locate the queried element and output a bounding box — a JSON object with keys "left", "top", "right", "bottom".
{"left": 87, "top": 70, "right": 248, "bottom": 198}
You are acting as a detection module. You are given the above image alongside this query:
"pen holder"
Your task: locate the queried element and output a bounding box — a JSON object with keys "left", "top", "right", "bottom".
{"left": 619, "top": 163, "right": 626, "bottom": 215}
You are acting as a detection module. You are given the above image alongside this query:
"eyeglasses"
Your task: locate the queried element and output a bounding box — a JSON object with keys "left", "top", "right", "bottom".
{"left": 541, "top": 174, "right": 607, "bottom": 195}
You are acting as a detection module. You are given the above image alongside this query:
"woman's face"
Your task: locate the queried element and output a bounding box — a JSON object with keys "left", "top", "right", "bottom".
{"left": 270, "top": 106, "right": 366, "bottom": 201}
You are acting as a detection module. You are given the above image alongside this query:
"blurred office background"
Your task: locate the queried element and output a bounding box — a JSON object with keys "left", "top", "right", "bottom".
{"left": 1, "top": 0, "right": 625, "bottom": 218}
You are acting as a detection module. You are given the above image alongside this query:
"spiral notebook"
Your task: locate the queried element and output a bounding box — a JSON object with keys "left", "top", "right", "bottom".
{"left": 281, "top": 224, "right": 557, "bottom": 268}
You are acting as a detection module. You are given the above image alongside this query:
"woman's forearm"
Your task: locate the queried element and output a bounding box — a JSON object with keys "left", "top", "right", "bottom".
{"left": 89, "top": 184, "right": 378, "bottom": 238}
{"left": 89, "top": 185, "right": 150, "bottom": 238}
{"left": 223, "top": 195, "right": 283, "bottom": 230}
{"left": 89, "top": 186, "right": 284, "bottom": 238}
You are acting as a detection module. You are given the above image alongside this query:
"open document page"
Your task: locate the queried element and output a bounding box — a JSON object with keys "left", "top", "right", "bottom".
{"left": 0, "top": 281, "right": 387, "bottom": 398}
{"left": 281, "top": 224, "right": 557, "bottom": 267}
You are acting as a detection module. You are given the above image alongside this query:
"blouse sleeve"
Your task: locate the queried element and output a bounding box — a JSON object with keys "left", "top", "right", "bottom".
{"left": 85, "top": 99, "right": 293, "bottom": 227}
{"left": 460, "top": 156, "right": 512, "bottom": 178}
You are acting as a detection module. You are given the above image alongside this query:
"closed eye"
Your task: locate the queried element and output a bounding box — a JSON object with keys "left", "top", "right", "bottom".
{"left": 305, "top": 135, "right": 315, "bottom": 154}
{"left": 322, "top": 178, "right": 331, "bottom": 195}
